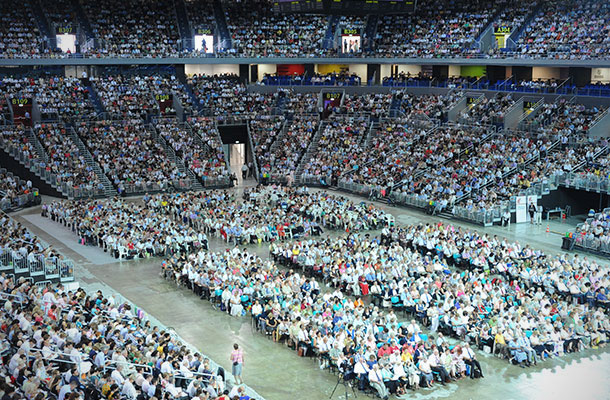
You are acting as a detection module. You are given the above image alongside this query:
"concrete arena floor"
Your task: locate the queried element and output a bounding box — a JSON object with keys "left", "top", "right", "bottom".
{"left": 12, "top": 180, "right": 610, "bottom": 400}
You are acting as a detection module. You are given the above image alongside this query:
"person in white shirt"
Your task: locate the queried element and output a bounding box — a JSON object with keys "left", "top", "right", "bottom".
{"left": 58, "top": 381, "right": 77, "bottom": 400}
{"left": 94, "top": 347, "right": 107, "bottom": 368}
{"left": 111, "top": 365, "right": 125, "bottom": 386}
{"left": 367, "top": 364, "right": 389, "bottom": 400}
{"left": 121, "top": 376, "right": 138, "bottom": 399}
{"left": 186, "top": 377, "right": 202, "bottom": 397}
{"left": 229, "top": 385, "right": 246, "bottom": 398}
{"left": 160, "top": 358, "right": 174, "bottom": 374}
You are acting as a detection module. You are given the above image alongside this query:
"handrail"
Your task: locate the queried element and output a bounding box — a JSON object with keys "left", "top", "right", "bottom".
{"left": 27, "top": 348, "right": 155, "bottom": 376}
{"left": 246, "top": 120, "right": 260, "bottom": 181}
{"left": 554, "top": 77, "right": 572, "bottom": 94}
{"left": 0, "top": 291, "right": 25, "bottom": 304}
{"left": 591, "top": 107, "right": 609, "bottom": 128}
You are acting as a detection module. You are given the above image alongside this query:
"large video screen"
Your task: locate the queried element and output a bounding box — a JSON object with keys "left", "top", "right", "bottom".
{"left": 341, "top": 28, "right": 361, "bottom": 53}
{"left": 194, "top": 35, "right": 214, "bottom": 53}
{"left": 56, "top": 34, "right": 76, "bottom": 53}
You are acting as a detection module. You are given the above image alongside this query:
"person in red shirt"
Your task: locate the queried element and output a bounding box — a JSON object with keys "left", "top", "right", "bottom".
{"left": 377, "top": 343, "right": 392, "bottom": 358}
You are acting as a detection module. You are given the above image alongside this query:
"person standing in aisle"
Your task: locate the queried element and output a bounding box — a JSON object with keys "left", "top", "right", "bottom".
{"left": 230, "top": 343, "right": 244, "bottom": 385}
{"left": 241, "top": 164, "right": 248, "bottom": 179}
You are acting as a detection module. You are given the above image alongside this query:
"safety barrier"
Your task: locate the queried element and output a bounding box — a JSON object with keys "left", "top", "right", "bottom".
{"left": 0, "top": 191, "right": 39, "bottom": 211}
{"left": 452, "top": 205, "right": 499, "bottom": 226}
{"left": 337, "top": 181, "right": 371, "bottom": 196}
{"left": 119, "top": 179, "right": 194, "bottom": 195}
{"left": 389, "top": 192, "right": 429, "bottom": 209}
{"left": 201, "top": 175, "right": 232, "bottom": 188}
{"left": 0, "top": 247, "right": 75, "bottom": 283}
{"left": 574, "top": 235, "right": 610, "bottom": 254}
{"left": 552, "top": 172, "right": 610, "bottom": 194}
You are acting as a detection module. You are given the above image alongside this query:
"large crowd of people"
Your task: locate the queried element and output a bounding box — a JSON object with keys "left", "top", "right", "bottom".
{"left": 76, "top": 120, "right": 184, "bottom": 193}
{"left": 0, "top": 0, "right": 42, "bottom": 59}
{"left": 261, "top": 115, "right": 319, "bottom": 178}
{"left": 249, "top": 115, "right": 285, "bottom": 175}
{"left": 34, "top": 123, "right": 102, "bottom": 191}
{"left": 83, "top": 0, "right": 181, "bottom": 57}
{"left": 1, "top": 0, "right": 610, "bottom": 59}
{"left": 516, "top": 0, "right": 610, "bottom": 59}
{"left": 223, "top": 0, "right": 327, "bottom": 58}
{"left": 92, "top": 74, "right": 194, "bottom": 120}
{"left": 155, "top": 118, "right": 229, "bottom": 183}
{"left": 36, "top": 77, "right": 97, "bottom": 123}
{"left": 374, "top": 0, "right": 499, "bottom": 57}
{"left": 271, "top": 223, "right": 609, "bottom": 354}
{"left": 42, "top": 185, "right": 389, "bottom": 257}
{"left": 186, "top": 117, "right": 230, "bottom": 183}
{"left": 161, "top": 219, "right": 609, "bottom": 398}
{"left": 459, "top": 93, "right": 516, "bottom": 126}
{"left": 341, "top": 123, "right": 485, "bottom": 199}
{"left": 42, "top": 196, "right": 207, "bottom": 260}
{"left": 0, "top": 277, "right": 243, "bottom": 400}
{"left": 302, "top": 116, "right": 370, "bottom": 181}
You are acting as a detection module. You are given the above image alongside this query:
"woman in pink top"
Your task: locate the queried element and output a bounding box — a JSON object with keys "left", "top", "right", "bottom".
{"left": 230, "top": 343, "right": 244, "bottom": 385}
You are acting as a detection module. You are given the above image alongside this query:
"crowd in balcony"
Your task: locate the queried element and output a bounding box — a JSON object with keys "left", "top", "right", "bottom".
{"left": 83, "top": 0, "right": 181, "bottom": 57}
{"left": 91, "top": 75, "right": 159, "bottom": 120}
{"left": 394, "top": 91, "right": 464, "bottom": 122}
{"left": 374, "top": 0, "right": 499, "bottom": 58}
{"left": 338, "top": 93, "right": 393, "bottom": 117}
{"left": 0, "top": 76, "right": 96, "bottom": 123}
{"left": 34, "top": 123, "right": 102, "bottom": 191}
{"left": 459, "top": 93, "right": 516, "bottom": 126}
{"left": 261, "top": 72, "right": 362, "bottom": 86}
{"left": 339, "top": 121, "right": 427, "bottom": 191}
{"left": 0, "top": 276, "right": 241, "bottom": 400}
{"left": 492, "top": 3, "right": 537, "bottom": 49}
{"left": 76, "top": 120, "right": 183, "bottom": 192}
{"left": 516, "top": 0, "right": 610, "bottom": 59}
{"left": 250, "top": 115, "right": 285, "bottom": 174}
{"left": 156, "top": 118, "right": 229, "bottom": 181}
{"left": 1, "top": 0, "right": 610, "bottom": 60}
{"left": 539, "top": 102, "right": 606, "bottom": 138}
{"left": 187, "top": 74, "right": 249, "bottom": 115}
{"left": 0, "top": 0, "right": 43, "bottom": 59}
{"left": 281, "top": 91, "right": 319, "bottom": 115}
{"left": 302, "top": 117, "right": 370, "bottom": 181}
{"left": 36, "top": 77, "right": 97, "bottom": 122}
{"left": 261, "top": 115, "right": 319, "bottom": 177}
{"left": 223, "top": 0, "right": 327, "bottom": 57}
{"left": 0, "top": 125, "right": 39, "bottom": 164}
{"left": 185, "top": 0, "right": 217, "bottom": 34}
{"left": 41, "top": 0, "right": 78, "bottom": 27}
{"left": 92, "top": 74, "right": 193, "bottom": 120}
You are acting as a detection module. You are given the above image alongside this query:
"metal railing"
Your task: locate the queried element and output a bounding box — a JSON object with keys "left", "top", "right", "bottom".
{"left": 389, "top": 191, "right": 429, "bottom": 210}
{"left": 118, "top": 179, "right": 193, "bottom": 195}
{"left": 0, "top": 131, "right": 106, "bottom": 199}
{"left": 453, "top": 203, "right": 505, "bottom": 226}
{"left": 0, "top": 247, "right": 74, "bottom": 282}
{"left": 0, "top": 191, "right": 39, "bottom": 211}
{"left": 552, "top": 172, "right": 610, "bottom": 194}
